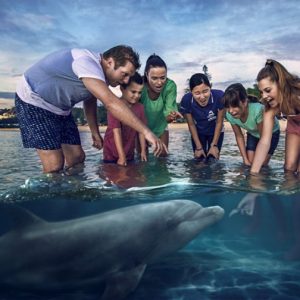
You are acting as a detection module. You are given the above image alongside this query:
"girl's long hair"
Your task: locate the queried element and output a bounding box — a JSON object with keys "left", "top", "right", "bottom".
{"left": 256, "top": 59, "right": 300, "bottom": 114}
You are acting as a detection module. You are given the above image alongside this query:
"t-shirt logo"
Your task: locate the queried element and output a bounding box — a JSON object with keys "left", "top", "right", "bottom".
{"left": 208, "top": 110, "right": 216, "bottom": 121}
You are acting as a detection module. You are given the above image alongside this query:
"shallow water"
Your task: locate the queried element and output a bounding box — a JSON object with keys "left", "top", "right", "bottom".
{"left": 0, "top": 128, "right": 300, "bottom": 300}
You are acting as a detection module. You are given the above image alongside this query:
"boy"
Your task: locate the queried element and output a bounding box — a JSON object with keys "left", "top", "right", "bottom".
{"left": 103, "top": 72, "right": 147, "bottom": 166}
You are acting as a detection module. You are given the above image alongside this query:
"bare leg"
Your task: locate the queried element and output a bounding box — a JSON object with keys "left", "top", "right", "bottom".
{"left": 37, "top": 145, "right": 85, "bottom": 173}
{"left": 37, "top": 149, "right": 65, "bottom": 173}
{"left": 61, "top": 144, "right": 85, "bottom": 169}
{"left": 248, "top": 150, "right": 271, "bottom": 166}
{"left": 247, "top": 150, "right": 255, "bottom": 164}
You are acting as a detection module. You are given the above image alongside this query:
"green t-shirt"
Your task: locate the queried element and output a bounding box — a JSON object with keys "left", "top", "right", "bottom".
{"left": 226, "top": 102, "right": 280, "bottom": 138}
{"left": 141, "top": 78, "right": 177, "bottom": 137}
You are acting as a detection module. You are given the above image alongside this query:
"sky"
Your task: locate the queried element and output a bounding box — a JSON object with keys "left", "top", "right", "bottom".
{"left": 1, "top": 0, "right": 300, "bottom": 108}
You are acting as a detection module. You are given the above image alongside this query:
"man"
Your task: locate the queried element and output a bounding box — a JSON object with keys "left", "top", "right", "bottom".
{"left": 15, "top": 45, "right": 165, "bottom": 173}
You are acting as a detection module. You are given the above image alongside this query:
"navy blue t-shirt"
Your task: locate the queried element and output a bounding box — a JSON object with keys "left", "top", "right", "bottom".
{"left": 180, "top": 89, "right": 224, "bottom": 135}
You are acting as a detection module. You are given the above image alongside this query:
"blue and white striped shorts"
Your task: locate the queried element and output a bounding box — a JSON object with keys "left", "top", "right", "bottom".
{"left": 15, "top": 94, "right": 81, "bottom": 150}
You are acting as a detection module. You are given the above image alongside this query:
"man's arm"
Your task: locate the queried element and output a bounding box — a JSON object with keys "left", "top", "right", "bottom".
{"left": 82, "top": 77, "right": 165, "bottom": 156}
{"left": 83, "top": 98, "right": 103, "bottom": 149}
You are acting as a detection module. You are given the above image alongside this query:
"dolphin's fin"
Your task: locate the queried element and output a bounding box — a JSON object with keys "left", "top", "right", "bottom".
{"left": 101, "top": 264, "right": 147, "bottom": 300}
{"left": 0, "top": 203, "right": 46, "bottom": 229}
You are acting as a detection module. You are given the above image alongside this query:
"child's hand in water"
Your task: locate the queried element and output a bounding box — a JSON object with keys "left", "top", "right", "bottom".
{"left": 229, "top": 193, "right": 258, "bottom": 217}
{"left": 194, "top": 148, "right": 206, "bottom": 159}
{"left": 207, "top": 144, "right": 219, "bottom": 159}
{"left": 117, "top": 158, "right": 127, "bottom": 166}
{"left": 140, "top": 151, "right": 148, "bottom": 162}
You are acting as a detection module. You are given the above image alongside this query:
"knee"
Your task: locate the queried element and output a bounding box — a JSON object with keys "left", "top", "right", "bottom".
{"left": 76, "top": 149, "right": 86, "bottom": 164}
{"left": 66, "top": 149, "right": 85, "bottom": 168}
{"left": 43, "top": 161, "right": 64, "bottom": 173}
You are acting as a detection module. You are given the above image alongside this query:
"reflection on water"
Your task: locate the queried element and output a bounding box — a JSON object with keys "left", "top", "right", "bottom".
{"left": 0, "top": 128, "right": 300, "bottom": 299}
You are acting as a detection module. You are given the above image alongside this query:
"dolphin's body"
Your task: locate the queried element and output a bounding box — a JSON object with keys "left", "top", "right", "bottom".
{"left": 0, "top": 200, "right": 224, "bottom": 299}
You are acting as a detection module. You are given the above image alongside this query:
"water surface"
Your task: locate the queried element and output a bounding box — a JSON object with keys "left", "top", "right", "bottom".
{"left": 0, "top": 128, "right": 299, "bottom": 300}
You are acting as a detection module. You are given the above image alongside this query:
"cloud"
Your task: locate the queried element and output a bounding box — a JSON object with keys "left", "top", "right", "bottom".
{"left": 0, "top": 0, "right": 300, "bottom": 103}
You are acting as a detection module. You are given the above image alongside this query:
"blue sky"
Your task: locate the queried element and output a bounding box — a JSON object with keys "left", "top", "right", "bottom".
{"left": 1, "top": 0, "right": 300, "bottom": 108}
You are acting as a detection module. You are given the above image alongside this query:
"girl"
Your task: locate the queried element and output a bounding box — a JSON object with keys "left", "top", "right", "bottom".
{"left": 141, "top": 54, "right": 182, "bottom": 156}
{"left": 223, "top": 83, "right": 280, "bottom": 166}
{"left": 180, "top": 73, "right": 225, "bottom": 161}
{"left": 251, "top": 59, "right": 300, "bottom": 174}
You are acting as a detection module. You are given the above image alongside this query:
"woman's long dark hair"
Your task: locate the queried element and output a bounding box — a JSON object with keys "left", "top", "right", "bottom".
{"left": 257, "top": 59, "right": 300, "bottom": 114}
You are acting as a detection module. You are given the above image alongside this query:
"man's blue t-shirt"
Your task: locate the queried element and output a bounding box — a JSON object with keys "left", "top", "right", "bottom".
{"left": 180, "top": 89, "right": 224, "bottom": 135}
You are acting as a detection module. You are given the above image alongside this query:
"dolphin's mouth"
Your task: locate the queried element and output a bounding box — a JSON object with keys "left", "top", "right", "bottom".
{"left": 192, "top": 206, "right": 225, "bottom": 221}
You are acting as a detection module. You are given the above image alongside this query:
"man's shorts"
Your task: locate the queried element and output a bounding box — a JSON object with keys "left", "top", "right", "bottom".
{"left": 246, "top": 130, "right": 280, "bottom": 155}
{"left": 15, "top": 94, "right": 81, "bottom": 150}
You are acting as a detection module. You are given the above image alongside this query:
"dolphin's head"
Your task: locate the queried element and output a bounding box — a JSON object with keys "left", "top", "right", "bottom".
{"left": 148, "top": 200, "right": 224, "bottom": 261}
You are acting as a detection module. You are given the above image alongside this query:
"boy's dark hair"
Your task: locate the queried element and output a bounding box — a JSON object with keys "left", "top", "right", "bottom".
{"left": 189, "top": 73, "right": 211, "bottom": 91}
{"left": 121, "top": 72, "right": 143, "bottom": 89}
{"left": 144, "top": 54, "right": 167, "bottom": 82}
{"left": 223, "top": 83, "right": 258, "bottom": 108}
{"left": 103, "top": 45, "right": 141, "bottom": 70}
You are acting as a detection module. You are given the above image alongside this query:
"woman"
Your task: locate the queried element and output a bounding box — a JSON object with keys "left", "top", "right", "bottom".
{"left": 251, "top": 59, "right": 300, "bottom": 174}
{"left": 223, "top": 83, "right": 280, "bottom": 166}
{"left": 141, "top": 54, "right": 182, "bottom": 156}
{"left": 180, "top": 73, "right": 225, "bottom": 160}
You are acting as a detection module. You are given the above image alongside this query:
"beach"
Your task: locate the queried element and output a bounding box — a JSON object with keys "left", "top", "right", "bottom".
{"left": 76, "top": 119, "right": 287, "bottom": 133}
{"left": 0, "top": 120, "right": 287, "bottom": 132}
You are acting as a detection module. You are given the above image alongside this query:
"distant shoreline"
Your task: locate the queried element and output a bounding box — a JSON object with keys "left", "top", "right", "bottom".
{"left": 0, "top": 120, "right": 287, "bottom": 132}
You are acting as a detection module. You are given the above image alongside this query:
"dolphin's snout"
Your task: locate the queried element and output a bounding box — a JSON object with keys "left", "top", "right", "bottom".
{"left": 194, "top": 205, "right": 225, "bottom": 221}
{"left": 211, "top": 206, "right": 225, "bottom": 217}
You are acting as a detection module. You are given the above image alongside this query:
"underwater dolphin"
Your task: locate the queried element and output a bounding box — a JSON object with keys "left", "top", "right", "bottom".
{"left": 0, "top": 200, "right": 224, "bottom": 299}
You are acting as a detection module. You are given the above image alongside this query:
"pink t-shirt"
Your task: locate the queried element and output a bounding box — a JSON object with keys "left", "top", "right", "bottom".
{"left": 103, "top": 103, "right": 147, "bottom": 161}
{"left": 286, "top": 114, "right": 300, "bottom": 136}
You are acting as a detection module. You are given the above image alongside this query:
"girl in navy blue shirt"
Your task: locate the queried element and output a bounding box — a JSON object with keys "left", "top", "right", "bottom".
{"left": 180, "top": 73, "right": 225, "bottom": 160}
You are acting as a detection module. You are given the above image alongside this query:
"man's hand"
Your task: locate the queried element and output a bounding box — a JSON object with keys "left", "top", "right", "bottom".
{"left": 144, "top": 131, "right": 168, "bottom": 157}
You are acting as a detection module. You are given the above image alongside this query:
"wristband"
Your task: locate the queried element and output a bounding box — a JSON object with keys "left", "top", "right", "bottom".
{"left": 195, "top": 148, "right": 203, "bottom": 151}
{"left": 211, "top": 144, "right": 218, "bottom": 148}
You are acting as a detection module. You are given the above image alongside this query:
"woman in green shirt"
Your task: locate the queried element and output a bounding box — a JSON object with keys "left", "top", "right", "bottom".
{"left": 223, "top": 83, "right": 280, "bottom": 166}
{"left": 141, "top": 54, "right": 182, "bottom": 156}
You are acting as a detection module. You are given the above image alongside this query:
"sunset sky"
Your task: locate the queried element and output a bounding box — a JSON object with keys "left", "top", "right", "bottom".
{"left": 1, "top": 0, "right": 300, "bottom": 108}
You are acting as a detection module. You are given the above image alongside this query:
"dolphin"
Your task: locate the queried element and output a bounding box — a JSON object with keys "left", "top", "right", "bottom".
{"left": 0, "top": 200, "right": 224, "bottom": 299}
